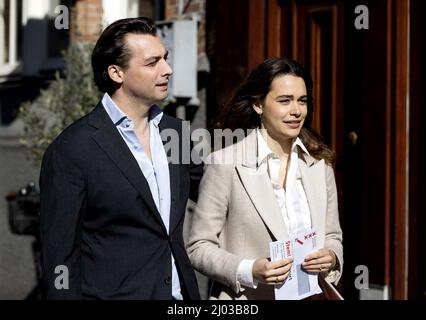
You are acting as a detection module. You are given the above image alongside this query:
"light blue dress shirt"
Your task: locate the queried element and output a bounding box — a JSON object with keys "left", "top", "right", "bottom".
{"left": 102, "top": 93, "right": 183, "bottom": 300}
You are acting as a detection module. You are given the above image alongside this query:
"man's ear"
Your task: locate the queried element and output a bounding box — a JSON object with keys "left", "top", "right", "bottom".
{"left": 107, "top": 65, "right": 124, "bottom": 84}
{"left": 252, "top": 103, "right": 263, "bottom": 116}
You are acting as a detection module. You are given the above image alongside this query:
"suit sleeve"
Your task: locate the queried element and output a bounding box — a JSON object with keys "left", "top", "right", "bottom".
{"left": 324, "top": 165, "right": 344, "bottom": 285}
{"left": 39, "top": 138, "right": 86, "bottom": 299}
{"left": 188, "top": 140, "right": 203, "bottom": 202}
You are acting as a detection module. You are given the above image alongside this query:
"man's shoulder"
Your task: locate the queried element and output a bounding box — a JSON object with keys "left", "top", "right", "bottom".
{"left": 55, "top": 113, "right": 93, "bottom": 143}
{"left": 160, "top": 113, "right": 184, "bottom": 128}
{"left": 47, "top": 105, "right": 99, "bottom": 154}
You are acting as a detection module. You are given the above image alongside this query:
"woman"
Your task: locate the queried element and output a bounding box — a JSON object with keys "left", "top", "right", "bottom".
{"left": 187, "top": 58, "right": 343, "bottom": 300}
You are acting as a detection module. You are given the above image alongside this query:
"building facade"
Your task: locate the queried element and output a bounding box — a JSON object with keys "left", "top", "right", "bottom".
{"left": 0, "top": 0, "right": 207, "bottom": 299}
{"left": 0, "top": 0, "right": 423, "bottom": 300}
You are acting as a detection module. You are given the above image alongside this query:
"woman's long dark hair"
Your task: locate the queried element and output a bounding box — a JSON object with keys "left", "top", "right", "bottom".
{"left": 214, "top": 58, "right": 335, "bottom": 165}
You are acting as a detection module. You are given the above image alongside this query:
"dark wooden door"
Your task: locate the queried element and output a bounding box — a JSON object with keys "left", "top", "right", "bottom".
{"left": 206, "top": 0, "right": 423, "bottom": 299}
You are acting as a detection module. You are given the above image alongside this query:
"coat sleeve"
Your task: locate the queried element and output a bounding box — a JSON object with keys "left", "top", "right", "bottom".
{"left": 324, "top": 164, "right": 344, "bottom": 285}
{"left": 188, "top": 139, "right": 203, "bottom": 203}
{"left": 186, "top": 157, "right": 242, "bottom": 293}
{"left": 39, "top": 138, "right": 86, "bottom": 299}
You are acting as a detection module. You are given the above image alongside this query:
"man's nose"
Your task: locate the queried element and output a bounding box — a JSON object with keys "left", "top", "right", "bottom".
{"left": 161, "top": 60, "right": 173, "bottom": 77}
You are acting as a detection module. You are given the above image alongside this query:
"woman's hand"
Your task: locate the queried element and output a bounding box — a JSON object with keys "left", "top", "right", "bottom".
{"left": 252, "top": 257, "right": 293, "bottom": 285}
{"left": 302, "top": 248, "right": 336, "bottom": 273}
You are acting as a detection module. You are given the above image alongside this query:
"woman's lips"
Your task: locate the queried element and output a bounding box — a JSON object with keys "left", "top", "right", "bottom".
{"left": 284, "top": 120, "right": 301, "bottom": 129}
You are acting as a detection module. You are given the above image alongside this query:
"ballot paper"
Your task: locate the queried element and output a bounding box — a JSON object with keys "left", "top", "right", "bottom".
{"left": 269, "top": 228, "right": 322, "bottom": 300}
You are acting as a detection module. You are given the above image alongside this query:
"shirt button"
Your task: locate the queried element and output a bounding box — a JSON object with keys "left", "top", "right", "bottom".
{"left": 164, "top": 276, "right": 171, "bottom": 285}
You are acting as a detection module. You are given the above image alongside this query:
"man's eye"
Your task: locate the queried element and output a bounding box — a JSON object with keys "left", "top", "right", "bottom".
{"left": 299, "top": 99, "right": 307, "bottom": 105}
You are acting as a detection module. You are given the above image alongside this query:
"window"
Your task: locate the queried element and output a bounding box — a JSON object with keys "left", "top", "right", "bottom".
{"left": 102, "top": 0, "right": 162, "bottom": 28}
{"left": 0, "top": 0, "right": 22, "bottom": 73}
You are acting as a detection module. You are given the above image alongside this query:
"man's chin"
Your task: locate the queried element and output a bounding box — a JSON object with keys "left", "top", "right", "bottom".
{"left": 148, "top": 93, "right": 169, "bottom": 106}
{"left": 158, "top": 92, "right": 170, "bottom": 102}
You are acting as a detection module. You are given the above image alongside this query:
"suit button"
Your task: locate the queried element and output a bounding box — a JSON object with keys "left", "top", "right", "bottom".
{"left": 164, "top": 276, "right": 171, "bottom": 285}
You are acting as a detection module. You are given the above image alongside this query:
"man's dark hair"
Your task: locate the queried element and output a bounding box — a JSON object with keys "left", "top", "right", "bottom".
{"left": 91, "top": 17, "right": 157, "bottom": 95}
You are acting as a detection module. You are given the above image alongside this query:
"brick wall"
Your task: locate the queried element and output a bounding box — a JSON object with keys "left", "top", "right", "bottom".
{"left": 165, "top": 0, "right": 206, "bottom": 54}
{"left": 71, "top": 0, "right": 103, "bottom": 43}
{"left": 70, "top": 0, "right": 206, "bottom": 49}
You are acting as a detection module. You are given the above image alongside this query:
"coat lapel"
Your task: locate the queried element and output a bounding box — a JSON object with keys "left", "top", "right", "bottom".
{"left": 298, "top": 153, "right": 327, "bottom": 248}
{"left": 236, "top": 165, "right": 288, "bottom": 241}
{"left": 158, "top": 115, "right": 182, "bottom": 234}
{"left": 88, "top": 103, "right": 168, "bottom": 234}
{"left": 235, "top": 131, "right": 288, "bottom": 241}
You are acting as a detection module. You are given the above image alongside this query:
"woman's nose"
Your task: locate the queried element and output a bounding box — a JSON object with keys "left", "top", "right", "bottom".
{"left": 290, "top": 102, "right": 302, "bottom": 116}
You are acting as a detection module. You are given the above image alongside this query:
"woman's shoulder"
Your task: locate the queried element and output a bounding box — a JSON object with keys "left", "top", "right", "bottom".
{"left": 297, "top": 147, "right": 335, "bottom": 170}
{"left": 205, "top": 133, "right": 254, "bottom": 166}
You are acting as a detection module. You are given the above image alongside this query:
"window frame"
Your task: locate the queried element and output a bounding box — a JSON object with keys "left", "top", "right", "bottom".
{"left": 0, "top": 0, "right": 21, "bottom": 76}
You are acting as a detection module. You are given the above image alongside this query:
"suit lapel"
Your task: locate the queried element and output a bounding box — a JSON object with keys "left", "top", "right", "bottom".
{"left": 299, "top": 154, "right": 327, "bottom": 248}
{"left": 168, "top": 162, "right": 180, "bottom": 233}
{"left": 88, "top": 103, "right": 168, "bottom": 234}
{"left": 235, "top": 131, "right": 288, "bottom": 241}
{"left": 159, "top": 115, "right": 182, "bottom": 234}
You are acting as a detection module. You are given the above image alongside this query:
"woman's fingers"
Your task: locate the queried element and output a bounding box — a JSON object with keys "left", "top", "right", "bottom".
{"left": 302, "top": 261, "right": 332, "bottom": 272}
{"left": 303, "top": 249, "right": 332, "bottom": 266}
{"left": 304, "top": 249, "right": 329, "bottom": 261}
{"left": 302, "top": 256, "right": 332, "bottom": 266}
{"left": 302, "top": 249, "right": 335, "bottom": 272}
{"left": 253, "top": 257, "right": 294, "bottom": 285}
{"left": 264, "top": 260, "right": 293, "bottom": 285}
{"left": 269, "top": 257, "right": 293, "bottom": 269}
{"left": 266, "top": 269, "right": 292, "bottom": 285}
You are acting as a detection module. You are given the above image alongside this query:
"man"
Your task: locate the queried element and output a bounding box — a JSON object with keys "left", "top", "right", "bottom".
{"left": 39, "top": 17, "right": 202, "bottom": 300}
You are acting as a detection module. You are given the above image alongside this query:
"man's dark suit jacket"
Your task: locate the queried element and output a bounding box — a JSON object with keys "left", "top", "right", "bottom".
{"left": 39, "top": 101, "right": 203, "bottom": 299}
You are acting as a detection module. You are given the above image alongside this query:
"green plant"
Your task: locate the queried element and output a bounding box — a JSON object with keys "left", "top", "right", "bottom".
{"left": 19, "top": 42, "right": 101, "bottom": 166}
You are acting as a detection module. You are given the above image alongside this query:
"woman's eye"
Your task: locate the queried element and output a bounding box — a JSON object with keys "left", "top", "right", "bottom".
{"left": 299, "top": 99, "right": 307, "bottom": 105}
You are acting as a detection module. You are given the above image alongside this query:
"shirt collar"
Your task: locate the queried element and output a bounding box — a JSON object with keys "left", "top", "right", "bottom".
{"left": 149, "top": 104, "right": 163, "bottom": 128}
{"left": 294, "top": 136, "right": 310, "bottom": 156}
{"left": 257, "top": 128, "right": 274, "bottom": 165}
{"left": 101, "top": 93, "right": 164, "bottom": 128}
{"left": 256, "top": 128, "right": 310, "bottom": 165}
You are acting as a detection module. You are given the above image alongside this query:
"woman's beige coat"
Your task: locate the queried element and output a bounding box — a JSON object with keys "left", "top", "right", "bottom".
{"left": 187, "top": 130, "right": 343, "bottom": 299}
